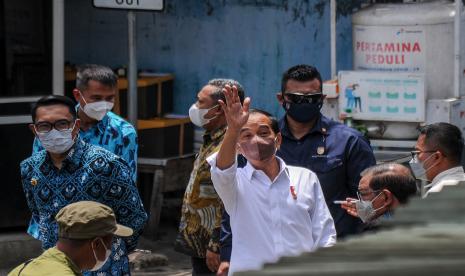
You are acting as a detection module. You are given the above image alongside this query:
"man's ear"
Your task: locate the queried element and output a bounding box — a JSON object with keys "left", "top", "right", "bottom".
{"left": 73, "top": 88, "right": 82, "bottom": 103}
{"left": 276, "top": 132, "right": 282, "bottom": 150}
{"left": 72, "top": 119, "right": 81, "bottom": 138}
{"left": 236, "top": 143, "right": 242, "bottom": 155}
{"left": 382, "top": 189, "right": 393, "bottom": 206}
{"left": 214, "top": 104, "right": 223, "bottom": 115}
{"left": 29, "top": 123, "right": 37, "bottom": 137}
{"left": 276, "top": 92, "right": 284, "bottom": 105}
{"left": 435, "top": 150, "right": 445, "bottom": 161}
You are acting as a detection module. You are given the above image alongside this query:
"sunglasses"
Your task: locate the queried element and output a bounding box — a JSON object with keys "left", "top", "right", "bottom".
{"left": 284, "top": 92, "right": 323, "bottom": 104}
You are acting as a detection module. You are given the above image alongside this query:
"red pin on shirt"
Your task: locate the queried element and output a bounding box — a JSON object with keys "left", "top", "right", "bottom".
{"left": 290, "top": 186, "right": 297, "bottom": 200}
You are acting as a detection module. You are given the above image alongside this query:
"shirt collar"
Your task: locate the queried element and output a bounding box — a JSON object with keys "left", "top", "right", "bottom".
{"left": 243, "top": 155, "right": 290, "bottom": 183}
{"left": 431, "top": 166, "right": 465, "bottom": 185}
{"left": 48, "top": 247, "right": 82, "bottom": 275}
{"left": 203, "top": 125, "right": 227, "bottom": 144}
{"left": 279, "top": 114, "right": 328, "bottom": 140}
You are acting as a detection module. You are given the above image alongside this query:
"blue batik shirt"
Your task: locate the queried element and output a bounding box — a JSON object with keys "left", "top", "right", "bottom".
{"left": 33, "top": 111, "right": 138, "bottom": 183}
{"left": 21, "top": 137, "right": 148, "bottom": 276}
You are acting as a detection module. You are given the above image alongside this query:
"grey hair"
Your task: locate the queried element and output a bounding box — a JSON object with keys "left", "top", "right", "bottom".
{"left": 76, "top": 64, "right": 118, "bottom": 91}
{"left": 207, "top": 78, "right": 245, "bottom": 104}
{"left": 360, "top": 163, "right": 416, "bottom": 204}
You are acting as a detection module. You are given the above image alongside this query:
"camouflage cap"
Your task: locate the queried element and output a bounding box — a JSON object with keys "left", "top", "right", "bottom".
{"left": 55, "top": 201, "right": 133, "bottom": 240}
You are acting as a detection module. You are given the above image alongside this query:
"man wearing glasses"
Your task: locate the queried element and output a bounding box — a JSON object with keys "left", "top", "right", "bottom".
{"left": 33, "top": 64, "right": 138, "bottom": 183}
{"left": 217, "top": 65, "right": 376, "bottom": 275}
{"left": 341, "top": 163, "right": 417, "bottom": 227}
{"left": 21, "top": 95, "right": 147, "bottom": 276}
{"left": 409, "top": 122, "right": 465, "bottom": 198}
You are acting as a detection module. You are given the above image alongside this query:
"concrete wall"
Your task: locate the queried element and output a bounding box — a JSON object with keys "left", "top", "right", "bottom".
{"left": 66, "top": 0, "right": 353, "bottom": 116}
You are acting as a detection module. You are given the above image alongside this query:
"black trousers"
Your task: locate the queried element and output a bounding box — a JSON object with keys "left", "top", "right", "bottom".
{"left": 191, "top": 257, "right": 215, "bottom": 276}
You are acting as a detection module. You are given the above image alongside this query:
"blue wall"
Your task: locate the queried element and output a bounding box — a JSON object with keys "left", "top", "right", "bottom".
{"left": 66, "top": 0, "right": 353, "bottom": 117}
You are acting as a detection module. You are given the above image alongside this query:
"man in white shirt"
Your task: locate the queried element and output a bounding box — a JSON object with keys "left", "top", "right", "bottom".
{"left": 408, "top": 122, "right": 465, "bottom": 197}
{"left": 206, "top": 85, "right": 336, "bottom": 274}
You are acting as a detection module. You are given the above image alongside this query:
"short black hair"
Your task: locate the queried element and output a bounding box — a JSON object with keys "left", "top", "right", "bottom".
{"left": 76, "top": 64, "right": 118, "bottom": 91}
{"left": 281, "top": 64, "right": 323, "bottom": 94}
{"left": 420, "top": 122, "right": 464, "bottom": 165}
{"left": 31, "top": 95, "right": 77, "bottom": 123}
{"left": 207, "top": 78, "right": 245, "bottom": 104}
{"left": 249, "top": 109, "right": 280, "bottom": 135}
{"left": 363, "top": 163, "right": 417, "bottom": 204}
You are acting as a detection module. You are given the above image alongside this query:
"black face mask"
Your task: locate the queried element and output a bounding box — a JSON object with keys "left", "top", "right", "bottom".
{"left": 283, "top": 101, "right": 322, "bottom": 123}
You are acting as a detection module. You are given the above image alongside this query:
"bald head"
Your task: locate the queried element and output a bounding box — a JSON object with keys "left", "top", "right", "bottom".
{"left": 361, "top": 163, "right": 417, "bottom": 204}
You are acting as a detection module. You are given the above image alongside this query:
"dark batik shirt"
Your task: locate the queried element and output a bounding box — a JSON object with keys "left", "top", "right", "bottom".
{"left": 22, "top": 138, "right": 147, "bottom": 276}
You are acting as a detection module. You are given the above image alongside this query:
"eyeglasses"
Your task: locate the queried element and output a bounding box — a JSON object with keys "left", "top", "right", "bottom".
{"left": 410, "top": 150, "right": 437, "bottom": 159}
{"left": 357, "top": 189, "right": 381, "bottom": 200}
{"left": 34, "top": 120, "right": 74, "bottom": 133}
{"left": 284, "top": 92, "right": 323, "bottom": 104}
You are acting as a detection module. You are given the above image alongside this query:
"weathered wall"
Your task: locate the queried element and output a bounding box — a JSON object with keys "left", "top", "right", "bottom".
{"left": 66, "top": 0, "right": 353, "bottom": 116}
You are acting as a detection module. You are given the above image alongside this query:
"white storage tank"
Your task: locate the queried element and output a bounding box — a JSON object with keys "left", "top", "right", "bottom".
{"left": 352, "top": 0, "right": 465, "bottom": 100}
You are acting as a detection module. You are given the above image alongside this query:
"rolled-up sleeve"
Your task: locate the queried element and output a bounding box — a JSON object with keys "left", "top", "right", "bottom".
{"left": 206, "top": 152, "right": 238, "bottom": 216}
{"left": 310, "top": 175, "right": 337, "bottom": 249}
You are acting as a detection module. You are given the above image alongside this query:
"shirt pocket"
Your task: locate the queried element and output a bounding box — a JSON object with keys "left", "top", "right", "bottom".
{"left": 306, "top": 156, "right": 345, "bottom": 199}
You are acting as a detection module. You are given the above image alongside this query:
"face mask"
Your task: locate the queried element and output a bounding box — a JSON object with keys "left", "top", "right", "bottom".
{"left": 283, "top": 101, "right": 322, "bottom": 123}
{"left": 80, "top": 92, "right": 114, "bottom": 121}
{"left": 90, "top": 238, "right": 111, "bottom": 271}
{"left": 355, "top": 192, "right": 384, "bottom": 223}
{"left": 409, "top": 153, "right": 436, "bottom": 180}
{"left": 36, "top": 124, "right": 76, "bottom": 154}
{"left": 239, "top": 136, "right": 277, "bottom": 162}
{"left": 188, "top": 103, "right": 218, "bottom": 127}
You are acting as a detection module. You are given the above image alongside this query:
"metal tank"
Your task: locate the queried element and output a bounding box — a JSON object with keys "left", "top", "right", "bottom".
{"left": 350, "top": 0, "right": 465, "bottom": 140}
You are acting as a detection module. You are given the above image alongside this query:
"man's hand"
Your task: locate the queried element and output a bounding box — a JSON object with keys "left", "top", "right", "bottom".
{"left": 218, "top": 85, "right": 251, "bottom": 132}
{"left": 206, "top": 250, "right": 220, "bottom": 272}
{"left": 216, "top": 85, "right": 251, "bottom": 170}
{"left": 341, "top": 198, "right": 359, "bottom": 218}
{"left": 216, "top": 261, "right": 230, "bottom": 276}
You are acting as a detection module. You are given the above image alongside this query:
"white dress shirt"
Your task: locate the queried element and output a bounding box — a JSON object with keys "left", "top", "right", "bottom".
{"left": 424, "top": 166, "right": 465, "bottom": 197}
{"left": 207, "top": 153, "right": 336, "bottom": 275}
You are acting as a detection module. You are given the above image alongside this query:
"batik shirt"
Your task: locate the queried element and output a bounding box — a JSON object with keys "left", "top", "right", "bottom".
{"left": 21, "top": 138, "right": 147, "bottom": 276}
{"left": 33, "top": 111, "right": 138, "bottom": 182}
{"left": 174, "top": 126, "right": 226, "bottom": 258}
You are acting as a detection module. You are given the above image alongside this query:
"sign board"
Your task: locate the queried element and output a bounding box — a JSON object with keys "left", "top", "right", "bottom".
{"left": 338, "top": 71, "right": 425, "bottom": 122}
{"left": 93, "top": 0, "right": 164, "bottom": 11}
{"left": 353, "top": 25, "right": 425, "bottom": 73}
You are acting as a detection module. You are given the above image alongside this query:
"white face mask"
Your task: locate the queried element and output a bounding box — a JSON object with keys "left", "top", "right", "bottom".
{"left": 188, "top": 103, "right": 218, "bottom": 127}
{"left": 35, "top": 124, "right": 76, "bottom": 154}
{"left": 355, "top": 192, "right": 385, "bottom": 223}
{"left": 409, "top": 153, "right": 437, "bottom": 180}
{"left": 80, "top": 92, "right": 114, "bottom": 121}
{"left": 90, "top": 238, "right": 111, "bottom": 271}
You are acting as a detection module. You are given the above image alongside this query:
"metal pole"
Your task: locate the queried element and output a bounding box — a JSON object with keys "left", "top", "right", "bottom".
{"left": 128, "top": 11, "right": 138, "bottom": 127}
{"left": 53, "top": 0, "right": 65, "bottom": 95}
{"left": 454, "top": 0, "right": 462, "bottom": 98}
{"left": 330, "top": 0, "right": 337, "bottom": 79}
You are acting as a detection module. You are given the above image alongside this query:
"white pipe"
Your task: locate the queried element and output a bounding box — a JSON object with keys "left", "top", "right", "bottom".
{"left": 330, "top": 0, "right": 336, "bottom": 79}
{"left": 53, "top": 0, "right": 65, "bottom": 95}
{"left": 454, "top": 0, "right": 462, "bottom": 98}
